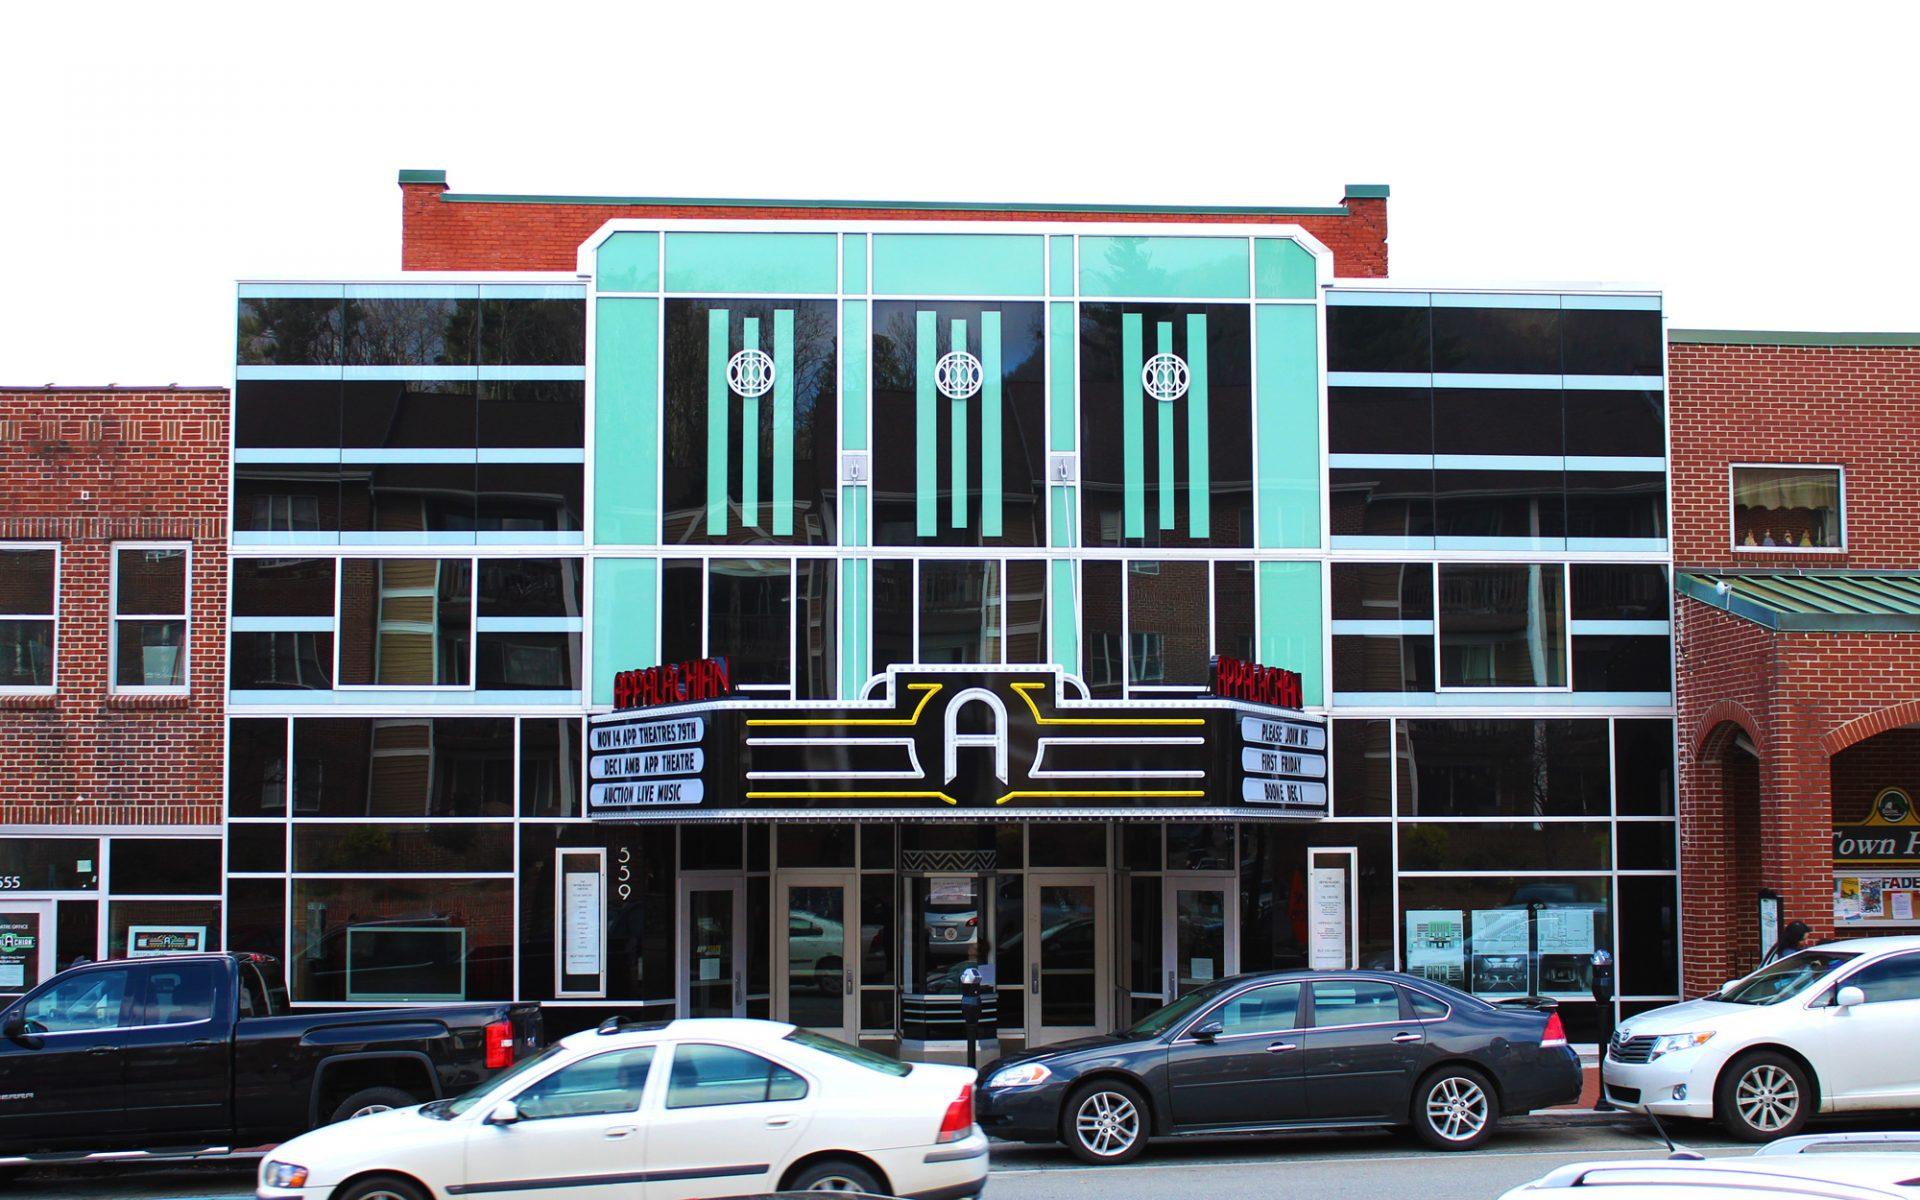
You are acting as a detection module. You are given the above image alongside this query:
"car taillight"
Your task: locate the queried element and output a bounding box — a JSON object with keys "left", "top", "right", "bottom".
{"left": 485, "top": 1019, "right": 516, "bottom": 1070}
{"left": 1541, "top": 1013, "right": 1568, "bottom": 1049}
{"left": 935, "top": 1084, "right": 974, "bottom": 1144}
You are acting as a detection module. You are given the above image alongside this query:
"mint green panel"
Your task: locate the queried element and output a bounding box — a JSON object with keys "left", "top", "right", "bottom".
{"left": 842, "top": 234, "right": 868, "bottom": 294}
{"left": 1121, "top": 314, "right": 1145, "bottom": 539}
{"left": 981, "top": 311, "right": 1003, "bottom": 538}
{"left": 1254, "top": 238, "right": 1318, "bottom": 299}
{"left": 839, "top": 555, "right": 869, "bottom": 696}
{"left": 950, "top": 318, "right": 968, "bottom": 529}
{"left": 1049, "top": 485, "right": 1075, "bottom": 549}
{"left": 1156, "top": 321, "right": 1175, "bottom": 531}
{"left": 1049, "top": 236, "right": 1074, "bottom": 296}
{"left": 871, "top": 234, "right": 1045, "bottom": 296}
{"left": 1256, "top": 304, "right": 1321, "bottom": 548}
{"left": 1048, "top": 302, "right": 1075, "bottom": 452}
{"left": 741, "top": 318, "right": 761, "bottom": 528}
{"left": 842, "top": 300, "right": 869, "bottom": 452}
{"left": 772, "top": 309, "right": 795, "bottom": 536}
{"left": 597, "top": 232, "right": 660, "bottom": 292}
{"left": 591, "top": 558, "right": 658, "bottom": 704}
{"left": 1079, "top": 236, "right": 1250, "bottom": 299}
{"left": 1257, "top": 560, "right": 1323, "bottom": 707}
{"left": 663, "top": 232, "right": 838, "bottom": 294}
{"left": 843, "top": 482, "right": 868, "bottom": 546}
{"left": 594, "top": 298, "right": 660, "bottom": 543}
{"left": 915, "top": 311, "right": 937, "bottom": 537}
{"left": 706, "top": 308, "right": 730, "bottom": 536}
{"left": 1049, "top": 559, "right": 1079, "bottom": 675}
{"left": 1185, "top": 312, "right": 1210, "bottom": 538}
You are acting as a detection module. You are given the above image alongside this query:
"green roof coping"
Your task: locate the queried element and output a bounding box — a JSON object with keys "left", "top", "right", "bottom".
{"left": 1678, "top": 571, "right": 1920, "bottom": 632}
{"left": 1671, "top": 328, "right": 1920, "bottom": 348}
{"left": 398, "top": 169, "right": 448, "bottom": 185}
{"left": 431, "top": 191, "right": 1355, "bottom": 217}
{"left": 1343, "top": 184, "right": 1391, "bottom": 200}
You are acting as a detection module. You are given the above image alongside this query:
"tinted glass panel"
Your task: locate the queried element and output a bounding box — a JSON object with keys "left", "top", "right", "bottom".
{"left": 110, "top": 839, "right": 221, "bottom": 895}
{"left": 114, "top": 621, "right": 186, "bottom": 687}
{"left": 1332, "top": 720, "right": 1391, "bottom": 817}
{"left": 1617, "top": 822, "right": 1678, "bottom": 870}
{"left": 1029, "top": 823, "right": 1106, "bottom": 867}
{"left": 1614, "top": 719, "right": 1676, "bottom": 816}
{"left": 1565, "top": 472, "right": 1666, "bottom": 539}
{"left": 1732, "top": 466, "right": 1840, "bottom": 549}
{"left": 481, "top": 299, "right": 585, "bottom": 365}
{"left": 228, "top": 719, "right": 287, "bottom": 817}
{"left": 1310, "top": 979, "right": 1401, "bottom": 1026}
{"left": 666, "top": 1044, "right": 804, "bottom": 1108}
{"left": 477, "top": 559, "right": 581, "bottom": 618}
{"left": 337, "top": 558, "right": 470, "bottom": 686}
{"left": 776, "top": 824, "right": 855, "bottom": 868}
{"left": 230, "top": 631, "right": 333, "bottom": 690}
{"left": 708, "top": 560, "right": 790, "bottom": 686}
{"left": 294, "top": 823, "right": 513, "bottom": 873}
{"left": 1566, "top": 391, "right": 1664, "bottom": 458}
{"left": 515, "top": 1047, "right": 654, "bottom": 1120}
{"left": 1326, "top": 304, "right": 1430, "bottom": 373}
{"left": 1399, "top": 875, "right": 1611, "bottom": 1002}
{"left": 1213, "top": 560, "right": 1255, "bottom": 663}
{"left": 793, "top": 559, "right": 836, "bottom": 700}
{"left": 1333, "top": 635, "right": 1434, "bottom": 693}
{"left": 477, "top": 464, "right": 583, "bottom": 533}
{"left": 919, "top": 560, "right": 999, "bottom": 663}
{"left": 341, "top": 382, "right": 475, "bottom": 448}
{"left": 138, "top": 962, "right": 222, "bottom": 1026}
{"left": 662, "top": 299, "right": 837, "bottom": 546}
{"left": 1128, "top": 561, "right": 1209, "bottom": 685}
{"left": 344, "top": 296, "right": 476, "bottom": 365}
{"left": 1438, "top": 564, "right": 1566, "bottom": 688}
{"left": 235, "top": 381, "right": 341, "bottom": 448}
{"left": 293, "top": 718, "right": 513, "bottom": 817}
{"left": 1080, "top": 303, "right": 1251, "bottom": 548}
{"left": 1562, "top": 308, "right": 1662, "bottom": 377}
{"left": 1432, "top": 307, "right": 1559, "bottom": 374}
{"left": 519, "top": 719, "right": 582, "bottom": 818}
{"left": 477, "top": 632, "right": 579, "bottom": 690}
{"left": 232, "top": 558, "right": 334, "bottom": 617}
{"left": 1398, "top": 822, "right": 1610, "bottom": 871}
{"left": 1331, "top": 563, "right": 1433, "bottom": 620}
{"left": 1166, "top": 824, "right": 1232, "bottom": 870}
{"left": 0, "top": 838, "right": 99, "bottom": 891}
{"left": 1434, "top": 470, "right": 1565, "bottom": 540}
{"left": 225, "top": 878, "right": 283, "bottom": 960}
{"left": 238, "top": 297, "right": 343, "bottom": 365}
{"left": 874, "top": 301, "right": 1045, "bottom": 547}
{"left": 1434, "top": 389, "right": 1562, "bottom": 456}
{"left": 115, "top": 549, "right": 185, "bottom": 615}
{"left": 1397, "top": 719, "right": 1609, "bottom": 816}
{"left": 289, "top": 877, "right": 511, "bottom": 1001}
{"left": 1215, "top": 982, "right": 1302, "bottom": 1034}
{"left": 1330, "top": 468, "right": 1434, "bottom": 539}
{"left": 660, "top": 559, "right": 702, "bottom": 665}
{"left": 23, "top": 967, "right": 131, "bottom": 1032}
{"left": 869, "top": 560, "right": 913, "bottom": 675}
{"left": 479, "top": 381, "right": 584, "bottom": 448}
{"left": 227, "top": 823, "right": 285, "bottom": 873}
{"left": 0, "top": 549, "right": 55, "bottom": 614}
{"left": 1327, "top": 388, "right": 1431, "bottom": 454}
{"left": 1618, "top": 875, "right": 1679, "bottom": 996}
{"left": 1081, "top": 560, "right": 1123, "bottom": 698}
{"left": 0, "top": 621, "right": 54, "bottom": 686}
{"left": 1573, "top": 636, "right": 1671, "bottom": 692}
{"left": 235, "top": 464, "right": 340, "bottom": 533}
{"left": 1570, "top": 564, "right": 1668, "bottom": 620}
{"left": 351, "top": 463, "right": 476, "bottom": 534}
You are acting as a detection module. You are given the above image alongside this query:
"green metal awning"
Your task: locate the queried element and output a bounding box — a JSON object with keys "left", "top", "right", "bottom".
{"left": 1678, "top": 572, "right": 1920, "bottom": 631}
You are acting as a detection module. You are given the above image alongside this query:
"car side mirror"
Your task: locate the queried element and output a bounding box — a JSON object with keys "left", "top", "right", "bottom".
{"left": 2, "top": 1013, "right": 40, "bottom": 1049}
{"left": 485, "top": 1100, "right": 522, "bottom": 1126}
{"left": 1835, "top": 986, "right": 1866, "bottom": 1009}
{"left": 1191, "top": 1021, "right": 1224, "bottom": 1044}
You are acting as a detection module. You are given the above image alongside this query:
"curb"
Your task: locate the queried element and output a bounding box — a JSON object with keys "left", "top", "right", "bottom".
{"left": 1512, "top": 1110, "right": 1650, "bottom": 1130}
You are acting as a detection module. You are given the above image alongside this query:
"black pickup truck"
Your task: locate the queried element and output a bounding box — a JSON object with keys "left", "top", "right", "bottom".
{"left": 0, "top": 952, "right": 539, "bottom": 1170}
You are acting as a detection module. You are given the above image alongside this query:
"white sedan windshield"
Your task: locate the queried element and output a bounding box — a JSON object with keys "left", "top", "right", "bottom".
{"left": 1720, "top": 950, "right": 1858, "bottom": 1005}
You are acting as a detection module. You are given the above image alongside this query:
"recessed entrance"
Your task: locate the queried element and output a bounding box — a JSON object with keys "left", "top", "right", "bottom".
{"left": 678, "top": 874, "right": 746, "bottom": 1018}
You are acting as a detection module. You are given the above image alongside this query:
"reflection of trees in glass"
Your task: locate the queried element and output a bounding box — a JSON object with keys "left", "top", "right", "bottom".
{"left": 237, "top": 298, "right": 343, "bottom": 365}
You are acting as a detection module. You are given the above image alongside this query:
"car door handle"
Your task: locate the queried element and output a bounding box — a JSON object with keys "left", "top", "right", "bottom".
{"left": 1391, "top": 1032, "right": 1422, "bottom": 1044}
{"left": 765, "top": 1116, "right": 795, "bottom": 1128}
{"left": 603, "top": 1126, "right": 636, "bottom": 1140}
{"left": 87, "top": 1045, "right": 119, "bottom": 1055}
{"left": 1266, "top": 1041, "right": 1298, "bottom": 1053}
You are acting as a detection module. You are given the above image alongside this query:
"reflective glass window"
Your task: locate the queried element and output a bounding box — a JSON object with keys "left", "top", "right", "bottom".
{"left": 1081, "top": 560, "right": 1123, "bottom": 698}
{"left": 477, "top": 559, "right": 581, "bottom": 618}
{"left": 1565, "top": 472, "right": 1667, "bottom": 539}
{"left": 1330, "top": 469, "right": 1434, "bottom": 539}
{"left": 479, "top": 381, "right": 584, "bottom": 448}
{"left": 477, "top": 632, "right": 579, "bottom": 690}
{"left": 22, "top": 967, "right": 132, "bottom": 1032}
{"left": 1561, "top": 308, "right": 1662, "bottom": 377}
{"left": 228, "top": 719, "right": 287, "bottom": 817}
{"left": 520, "top": 719, "right": 582, "bottom": 818}
{"left": 232, "top": 558, "right": 334, "bottom": 617}
{"left": 0, "top": 547, "right": 56, "bottom": 688}
{"left": 1398, "top": 822, "right": 1610, "bottom": 871}
{"left": 237, "top": 297, "right": 343, "bottom": 365}
{"left": 1309, "top": 979, "right": 1402, "bottom": 1026}
{"left": 1614, "top": 719, "right": 1676, "bottom": 816}
{"left": 1617, "top": 822, "right": 1678, "bottom": 870}
{"left": 666, "top": 1044, "right": 805, "bottom": 1108}
{"left": 1432, "top": 306, "right": 1559, "bottom": 374}
{"left": 293, "top": 823, "right": 513, "bottom": 873}
{"left": 1437, "top": 564, "right": 1567, "bottom": 688}
{"left": 660, "top": 559, "right": 702, "bottom": 665}
{"left": 344, "top": 296, "right": 477, "bottom": 366}
{"left": 1618, "top": 875, "right": 1679, "bottom": 996}
{"left": 341, "top": 382, "right": 475, "bottom": 448}
{"left": 477, "top": 464, "right": 583, "bottom": 533}
{"left": 1331, "top": 563, "right": 1433, "bottom": 620}
{"left": 1213, "top": 560, "right": 1255, "bottom": 663}
{"left": 918, "top": 560, "right": 999, "bottom": 664}
{"left": 480, "top": 299, "right": 585, "bottom": 365}
{"left": 112, "top": 546, "right": 187, "bottom": 689}
{"left": 1400, "top": 876, "right": 1610, "bottom": 1001}
{"left": 1570, "top": 564, "right": 1668, "bottom": 621}
{"left": 1434, "top": 470, "right": 1566, "bottom": 541}
{"left": 1332, "top": 635, "right": 1433, "bottom": 693}
{"left": 1434, "top": 389, "right": 1562, "bottom": 456}
{"left": 869, "top": 560, "right": 913, "bottom": 675}
{"left": 234, "top": 464, "right": 339, "bottom": 533}
{"left": 289, "top": 877, "right": 512, "bottom": 1001}
{"left": 350, "top": 463, "right": 477, "bottom": 534}
{"left": 1732, "top": 466, "right": 1841, "bottom": 549}
{"left": 708, "top": 560, "right": 790, "bottom": 686}
{"left": 1572, "top": 635, "right": 1671, "bottom": 692}
{"left": 1328, "top": 387, "right": 1432, "bottom": 454}
{"left": 1396, "top": 719, "right": 1609, "bottom": 816}
{"left": 1326, "top": 304, "right": 1430, "bottom": 373}
{"left": 234, "top": 381, "right": 340, "bottom": 448}
{"left": 230, "top": 632, "right": 332, "bottom": 690}
{"left": 793, "top": 559, "right": 835, "bottom": 699}
{"left": 1214, "top": 981, "right": 1302, "bottom": 1035}
{"left": 1566, "top": 390, "right": 1664, "bottom": 458}
{"left": 291, "top": 717, "right": 512, "bottom": 817}
{"left": 1127, "top": 561, "right": 1209, "bottom": 686}
{"left": 1331, "top": 720, "right": 1391, "bottom": 817}
{"left": 515, "top": 1047, "right": 656, "bottom": 1120}
{"left": 337, "top": 558, "right": 471, "bottom": 687}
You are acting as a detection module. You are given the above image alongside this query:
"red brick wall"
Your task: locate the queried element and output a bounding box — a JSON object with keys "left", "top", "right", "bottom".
{"left": 1669, "top": 341, "right": 1920, "bottom": 570}
{"left": 399, "top": 180, "right": 1390, "bottom": 277}
{"left": 0, "top": 390, "right": 228, "bottom": 827}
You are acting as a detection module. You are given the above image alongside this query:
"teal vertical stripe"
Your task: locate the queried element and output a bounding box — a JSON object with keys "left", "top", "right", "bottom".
{"left": 951, "top": 318, "right": 968, "bottom": 530}
{"left": 916, "top": 310, "right": 937, "bottom": 536}
{"left": 741, "top": 318, "right": 760, "bottom": 528}
{"left": 982, "top": 311, "right": 1002, "bottom": 538}
{"left": 591, "top": 558, "right": 659, "bottom": 704}
{"left": 1187, "top": 312, "right": 1210, "bottom": 538}
{"left": 705, "top": 308, "right": 729, "bottom": 536}
{"left": 1049, "top": 559, "right": 1079, "bottom": 674}
{"left": 593, "top": 298, "right": 659, "bottom": 543}
{"left": 1122, "top": 313, "right": 1144, "bottom": 539}
{"left": 1157, "top": 321, "right": 1175, "bottom": 531}
{"left": 842, "top": 300, "right": 869, "bottom": 453}
{"left": 1050, "top": 485, "right": 1075, "bottom": 549}
{"left": 1257, "top": 560, "right": 1323, "bottom": 706}
{"left": 1256, "top": 304, "right": 1323, "bottom": 548}
{"left": 841, "top": 234, "right": 867, "bottom": 294}
{"left": 1048, "top": 301, "right": 1075, "bottom": 453}
{"left": 773, "top": 309, "right": 794, "bottom": 536}
{"left": 839, "top": 556, "right": 869, "bottom": 696}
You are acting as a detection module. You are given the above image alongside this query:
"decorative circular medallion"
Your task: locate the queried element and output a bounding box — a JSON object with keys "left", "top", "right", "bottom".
{"left": 935, "top": 350, "right": 985, "bottom": 400}
{"left": 1142, "top": 352, "right": 1190, "bottom": 403}
{"left": 726, "top": 349, "right": 777, "bottom": 398}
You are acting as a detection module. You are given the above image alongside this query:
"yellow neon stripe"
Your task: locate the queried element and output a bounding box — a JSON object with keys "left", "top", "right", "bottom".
{"left": 746, "top": 789, "right": 958, "bottom": 806}
{"left": 747, "top": 683, "right": 942, "bottom": 727}
{"left": 996, "top": 789, "right": 1206, "bottom": 806}
{"left": 1008, "top": 681, "right": 1205, "bottom": 726}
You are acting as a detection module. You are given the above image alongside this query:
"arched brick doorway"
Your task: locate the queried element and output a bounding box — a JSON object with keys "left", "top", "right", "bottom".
{"left": 1684, "top": 717, "right": 1764, "bottom": 987}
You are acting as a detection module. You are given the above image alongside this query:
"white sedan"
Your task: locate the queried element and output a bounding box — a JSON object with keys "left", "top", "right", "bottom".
{"left": 256, "top": 1018, "right": 987, "bottom": 1200}
{"left": 1499, "top": 1131, "right": 1920, "bottom": 1199}
{"left": 1602, "top": 936, "right": 1920, "bottom": 1139}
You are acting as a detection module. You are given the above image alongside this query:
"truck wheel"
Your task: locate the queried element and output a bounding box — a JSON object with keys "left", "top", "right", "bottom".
{"left": 337, "top": 1174, "right": 429, "bottom": 1200}
{"left": 330, "top": 1086, "right": 420, "bottom": 1123}
{"left": 1716, "top": 1051, "right": 1811, "bottom": 1141}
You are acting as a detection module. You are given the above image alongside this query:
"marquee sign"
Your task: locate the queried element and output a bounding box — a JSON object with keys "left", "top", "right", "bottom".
{"left": 612, "top": 656, "right": 734, "bottom": 712}
{"left": 587, "top": 663, "right": 1327, "bottom": 822}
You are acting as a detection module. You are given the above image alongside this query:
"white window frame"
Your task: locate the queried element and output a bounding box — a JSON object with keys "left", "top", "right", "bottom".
{"left": 0, "top": 541, "right": 59, "bottom": 695}
{"left": 1729, "top": 462, "right": 1846, "bottom": 554}
{"left": 1433, "top": 561, "right": 1573, "bottom": 693}
{"left": 109, "top": 541, "right": 190, "bottom": 696}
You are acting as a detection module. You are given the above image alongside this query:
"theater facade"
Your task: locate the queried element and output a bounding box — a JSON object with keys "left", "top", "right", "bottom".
{"left": 218, "top": 174, "right": 1676, "bottom": 1051}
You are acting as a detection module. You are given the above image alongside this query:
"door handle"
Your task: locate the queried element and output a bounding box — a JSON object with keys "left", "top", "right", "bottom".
{"left": 603, "top": 1126, "right": 636, "bottom": 1140}
{"left": 1391, "top": 1032, "right": 1421, "bottom": 1044}
{"left": 1030, "top": 964, "right": 1039, "bottom": 995}
{"left": 765, "top": 1115, "right": 794, "bottom": 1128}
{"left": 1266, "top": 1041, "right": 1297, "bottom": 1053}
{"left": 1167, "top": 969, "right": 1175, "bottom": 1001}
{"left": 844, "top": 967, "right": 853, "bottom": 997}
{"left": 87, "top": 1045, "right": 119, "bottom": 1055}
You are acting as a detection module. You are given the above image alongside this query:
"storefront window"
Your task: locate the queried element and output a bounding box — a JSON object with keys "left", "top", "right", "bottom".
{"left": 337, "top": 559, "right": 471, "bottom": 687}
{"left": 0, "top": 839, "right": 99, "bottom": 891}
{"left": 519, "top": 719, "right": 582, "bottom": 818}
{"left": 108, "top": 900, "right": 220, "bottom": 960}
{"left": 1399, "top": 875, "right": 1610, "bottom": 1002}
{"left": 1732, "top": 465, "right": 1842, "bottom": 549}
{"left": 111, "top": 839, "right": 221, "bottom": 896}
{"left": 290, "top": 877, "right": 512, "bottom": 1002}
{"left": 293, "top": 824, "right": 513, "bottom": 873}
{"left": 292, "top": 718, "right": 512, "bottom": 816}
{"left": 1397, "top": 719, "right": 1608, "bottom": 816}
{"left": 1437, "top": 564, "right": 1566, "bottom": 688}
{"left": 1239, "top": 823, "right": 1393, "bottom": 973}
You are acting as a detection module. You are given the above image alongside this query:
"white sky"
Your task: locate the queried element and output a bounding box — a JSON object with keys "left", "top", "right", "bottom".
{"left": 5, "top": 0, "right": 1918, "bottom": 386}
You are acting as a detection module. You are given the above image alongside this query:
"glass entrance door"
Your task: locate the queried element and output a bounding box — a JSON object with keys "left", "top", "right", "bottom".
{"left": 775, "top": 872, "right": 859, "bottom": 1043}
{"left": 1162, "top": 874, "right": 1236, "bottom": 1002}
{"left": 1025, "top": 872, "right": 1109, "bottom": 1045}
{"left": 678, "top": 876, "right": 745, "bottom": 1018}
{"left": 0, "top": 901, "right": 53, "bottom": 1001}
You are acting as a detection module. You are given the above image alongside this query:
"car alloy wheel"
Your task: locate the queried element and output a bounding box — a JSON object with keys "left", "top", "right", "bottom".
{"left": 350, "top": 1103, "right": 395, "bottom": 1118}
{"left": 1425, "top": 1075, "right": 1490, "bottom": 1143}
{"left": 1734, "top": 1062, "right": 1800, "bottom": 1133}
{"left": 804, "top": 1176, "right": 867, "bottom": 1192}
{"left": 1074, "top": 1088, "right": 1141, "bottom": 1158}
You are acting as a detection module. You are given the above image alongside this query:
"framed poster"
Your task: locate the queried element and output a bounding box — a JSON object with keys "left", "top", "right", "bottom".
{"left": 127, "top": 925, "right": 206, "bottom": 958}
{"left": 1405, "top": 909, "right": 1466, "bottom": 986}
{"left": 556, "top": 847, "right": 608, "bottom": 998}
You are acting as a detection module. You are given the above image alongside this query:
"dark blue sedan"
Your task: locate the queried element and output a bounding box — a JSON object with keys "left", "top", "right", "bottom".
{"left": 976, "top": 969, "right": 1579, "bottom": 1163}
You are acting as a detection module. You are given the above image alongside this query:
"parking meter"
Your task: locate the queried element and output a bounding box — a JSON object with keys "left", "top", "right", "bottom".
{"left": 1590, "top": 949, "right": 1616, "bottom": 1111}
{"left": 960, "top": 963, "right": 993, "bottom": 1069}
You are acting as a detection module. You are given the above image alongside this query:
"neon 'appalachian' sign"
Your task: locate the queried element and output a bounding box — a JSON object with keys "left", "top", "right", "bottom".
{"left": 613, "top": 656, "right": 734, "bottom": 711}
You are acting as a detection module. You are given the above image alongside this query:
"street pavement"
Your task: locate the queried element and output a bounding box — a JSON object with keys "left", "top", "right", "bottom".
{"left": 6, "top": 1116, "right": 1912, "bottom": 1199}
